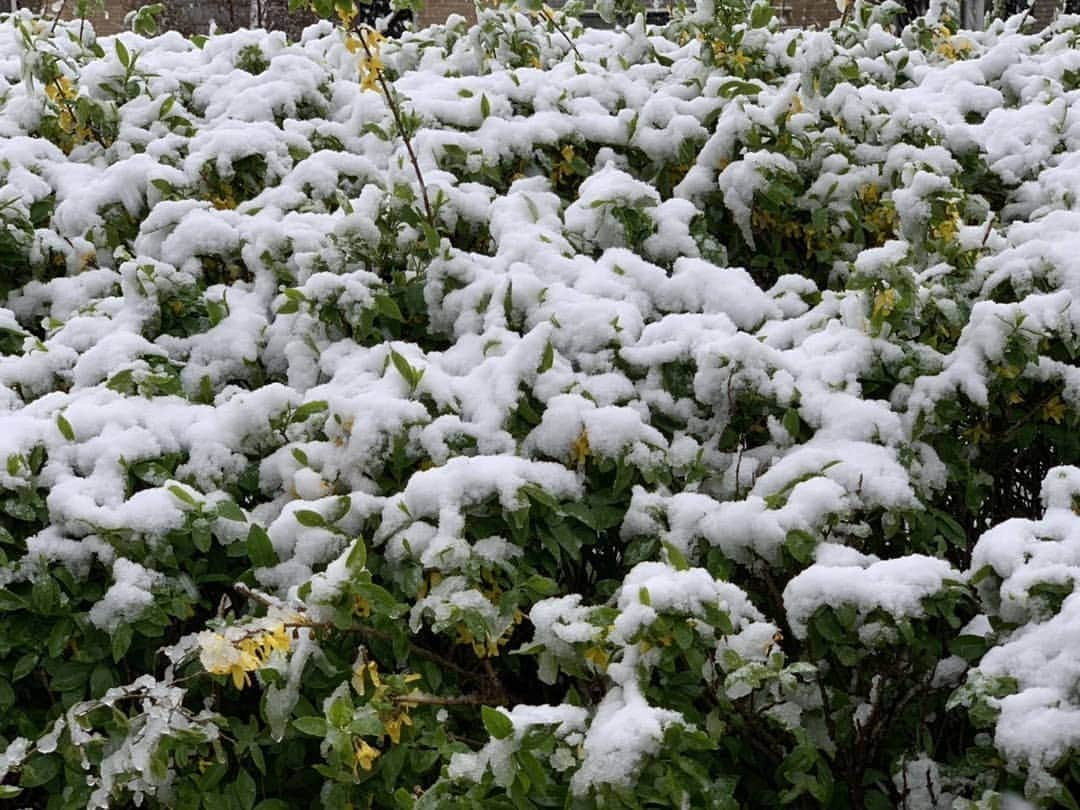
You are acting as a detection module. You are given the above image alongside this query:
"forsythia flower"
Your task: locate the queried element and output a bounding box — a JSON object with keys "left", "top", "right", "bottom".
{"left": 353, "top": 660, "right": 381, "bottom": 696}
{"left": 197, "top": 622, "right": 291, "bottom": 688}
{"left": 198, "top": 631, "right": 261, "bottom": 689}
{"left": 352, "top": 739, "right": 380, "bottom": 774}
{"left": 383, "top": 711, "right": 412, "bottom": 744}
{"left": 356, "top": 29, "right": 385, "bottom": 92}
{"left": 262, "top": 623, "right": 291, "bottom": 655}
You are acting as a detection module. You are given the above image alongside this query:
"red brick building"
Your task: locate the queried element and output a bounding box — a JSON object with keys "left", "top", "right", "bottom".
{"left": 15, "top": 0, "right": 1057, "bottom": 37}
{"left": 23, "top": 0, "right": 845, "bottom": 34}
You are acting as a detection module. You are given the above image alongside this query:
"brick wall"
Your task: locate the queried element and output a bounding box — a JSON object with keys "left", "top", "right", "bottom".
{"left": 418, "top": 0, "right": 476, "bottom": 27}
{"left": 160, "top": 0, "right": 315, "bottom": 36}
{"left": 12, "top": 0, "right": 1060, "bottom": 42}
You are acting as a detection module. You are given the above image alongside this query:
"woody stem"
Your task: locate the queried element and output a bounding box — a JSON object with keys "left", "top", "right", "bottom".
{"left": 351, "top": 23, "right": 436, "bottom": 230}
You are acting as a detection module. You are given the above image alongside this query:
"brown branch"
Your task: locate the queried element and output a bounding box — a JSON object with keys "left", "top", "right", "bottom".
{"left": 539, "top": 8, "right": 582, "bottom": 61}
{"left": 351, "top": 24, "right": 435, "bottom": 230}
{"left": 231, "top": 582, "right": 482, "bottom": 681}
{"left": 393, "top": 691, "right": 506, "bottom": 706}
{"left": 49, "top": 0, "right": 68, "bottom": 33}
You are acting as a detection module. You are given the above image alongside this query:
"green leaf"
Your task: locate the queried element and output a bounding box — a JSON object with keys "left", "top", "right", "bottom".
{"left": 56, "top": 413, "right": 75, "bottom": 441}
{"left": 482, "top": 706, "right": 514, "bottom": 740}
{"left": 234, "top": 769, "right": 257, "bottom": 810}
{"left": 294, "top": 509, "right": 326, "bottom": 528}
{"left": 293, "top": 716, "right": 328, "bottom": 737}
{"left": 246, "top": 525, "right": 279, "bottom": 568}
{"left": 115, "top": 38, "right": 130, "bottom": 68}
{"left": 782, "top": 408, "right": 801, "bottom": 439}
{"left": 12, "top": 653, "right": 36, "bottom": 681}
{"left": 949, "top": 634, "right": 990, "bottom": 663}
{"left": 291, "top": 400, "right": 329, "bottom": 423}
{"left": 112, "top": 623, "right": 133, "bottom": 662}
{"left": 480, "top": 93, "right": 491, "bottom": 118}
{"left": 390, "top": 350, "right": 422, "bottom": 390}
{"left": 329, "top": 697, "right": 353, "bottom": 729}
{"left": 717, "top": 80, "right": 761, "bottom": 99}
{"left": 168, "top": 485, "right": 198, "bottom": 506}
{"left": 784, "top": 529, "right": 817, "bottom": 565}
{"left": 538, "top": 341, "right": 555, "bottom": 373}
{"left": 374, "top": 294, "right": 404, "bottom": 322}
{"left": 750, "top": 0, "right": 774, "bottom": 28}
{"left": 663, "top": 542, "right": 689, "bottom": 571}
{"left": 216, "top": 499, "right": 246, "bottom": 522}
{"left": 0, "top": 588, "right": 27, "bottom": 611}
{"left": 19, "top": 754, "right": 59, "bottom": 788}
{"left": 346, "top": 538, "right": 367, "bottom": 572}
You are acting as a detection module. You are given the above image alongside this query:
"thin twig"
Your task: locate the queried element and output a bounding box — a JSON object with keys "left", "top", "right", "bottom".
{"left": 539, "top": 7, "right": 582, "bottom": 61}
{"left": 231, "top": 582, "right": 482, "bottom": 681}
{"left": 50, "top": 77, "right": 109, "bottom": 149}
{"left": 393, "top": 691, "right": 506, "bottom": 706}
{"left": 49, "top": 0, "right": 68, "bottom": 33}
{"left": 351, "top": 23, "right": 436, "bottom": 230}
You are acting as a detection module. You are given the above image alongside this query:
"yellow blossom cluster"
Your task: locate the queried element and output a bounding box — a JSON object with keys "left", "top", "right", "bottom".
{"left": 44, "top": 76, "right": 93, "bottom": 150}
{"left": 935, "top": 31, "right": 973, "bottom": 62}
{"left": 347, "top": 660, "right": 423, "bottom": 774}
{"left": 197, "top": 623, "right": 291, "bottom": 689}
{"left": 345, "top": 27, "right": 385, "bottom": 92}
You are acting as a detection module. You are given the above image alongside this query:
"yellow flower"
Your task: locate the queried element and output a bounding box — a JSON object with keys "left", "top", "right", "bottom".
{"left": 383, "top": 711, "right": 412, "bottom": 744}
{"left": 1043, "top": 396, "right": 1066, "bottom": 424}
{"left": 932, "top": 215, "right": 959, "bottom": 242}
{"left": 353, "top": 739, "right": 381, "bottom": 774}
{"left": 211, "top": 192, "right": 237, "bottom": 210}
{"left": 872, "top": 288, "right": 898, "bottom": 322}
{"left": 360, "top": 66, "right": 381, "bottom": 93}
{"left": 45, "top": 76, "right": 74, "bottom": 102}
{"left": 198, "top": 632, "right": 261, "bottom": 689}
{"left": 584, "top": 646, "right": 609, "bottom": 671}
{"left": 569, "top": 429, "right": 590, "bottom": 467}
{"left": 261, "top": 623, "right": 291, "bottom": 656}
{"left": 353, "top": 660, "right": 381, "bottom": 696}
{"left": 337, "top": 6, "right": 357, "bottom": 26}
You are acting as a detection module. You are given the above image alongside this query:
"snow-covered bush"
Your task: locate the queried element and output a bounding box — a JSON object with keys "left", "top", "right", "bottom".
{"left": 0, "top": 0, "right": 1078, "bottom": 806}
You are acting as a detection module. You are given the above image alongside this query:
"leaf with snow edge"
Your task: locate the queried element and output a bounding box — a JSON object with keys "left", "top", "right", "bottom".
{"left": 750, "top": 0, "right": 774, "bottom": 28}
{"left": 290, "top": 401, "right": 328, "bottom": 424}
{"left": 216, "top": 500, "right": 246, "bottom": 522}
{"left": 55, "top": 413, "right": 74, "bottom": 441}
{"left": 345, "top": 538, "right": 367, "bottom": 572}
{"left": 168, "top": 485, "right": 199, "bottom": 507}
{"left": 294, "top": 510, "right": 326, "bottom": 528}
{"left": 482, "top": 706, "right": 514, "bottom": 740}
{"left": 246, "top": 525, "right": 278, "bottom": 568}
{"left": 115, "top": 39, "right": 130, "bottom": 69}
{"left": 389, "top": 350, "right": 424, "bottom": 391}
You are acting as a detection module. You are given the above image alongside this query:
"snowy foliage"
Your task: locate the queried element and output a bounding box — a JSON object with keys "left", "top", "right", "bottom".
{"left": 0, "top": 0, "right": 1078, "bottom": 807}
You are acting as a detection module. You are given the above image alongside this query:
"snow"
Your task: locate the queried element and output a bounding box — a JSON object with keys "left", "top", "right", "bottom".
{"left": 0, "top": 5, "right": 1078, "bottom": 805}
{"left": 783, "top": 551, "right": 961, "bottom": 638}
